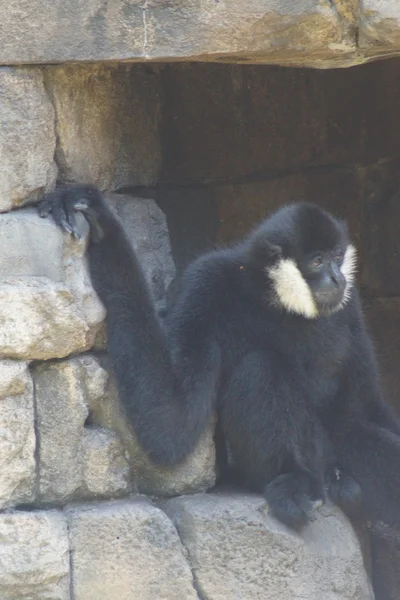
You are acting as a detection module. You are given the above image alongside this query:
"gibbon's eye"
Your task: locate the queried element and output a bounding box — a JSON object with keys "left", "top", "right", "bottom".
{"left": 333, "top": 249, "right": 344, "bottom": 264}
{"left": 310, "top": 255, "right": 323, "bottom": 270}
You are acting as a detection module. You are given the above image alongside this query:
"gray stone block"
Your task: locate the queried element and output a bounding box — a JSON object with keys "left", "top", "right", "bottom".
{"left": 163, "top": 493, "right": 374, "bottom": 600}
{"left": 68, "top": 499, "right": 198, "bottom": 600}
{"left": 34, "top": 355, "right": 130, "bottom": 504}
{"left": 0, "top": 510, "right": 70, "bottom": 600}
{"left": 0, "top": 67, "right": 57, "bottom": 213}
{"left": 0, "top": 360, "right": 35, "bottom": 508}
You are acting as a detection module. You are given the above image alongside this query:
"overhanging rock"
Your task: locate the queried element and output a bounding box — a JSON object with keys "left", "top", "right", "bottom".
{"left": 1, "top": 1, "right": 400, "bottom": 69}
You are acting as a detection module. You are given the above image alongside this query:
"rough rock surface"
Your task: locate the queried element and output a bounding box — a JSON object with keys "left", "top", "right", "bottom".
{"left": 359, "top": 1, "right": 400, "bottom": 58}
{"left": 0, "top": 361, "right": 35, "bottom": 508}
{"left": 107, "top": 193, "right": 175, "bottom": 309}
{"left": 1, "top": 1, "right": 400, "bottom": 67}
{"left": 34, "top": 356, "right": 130, "bottom": 504}
{"left": 0, "top": 208, "right": 105, "bottom": 360}
{"left": 44, "top": 65, "right": 162, "bottom": 190}
{"left": 0, "top": 68, "right": 57, "bottom": 213}
{"left": 68, "top": 499, "right": 198, "bottom": 600}
{"left": 163, "top": 493, "right": 374, "bottom": 600}
{"left": 0, "top": 510, "right": 70, "bottom": 600}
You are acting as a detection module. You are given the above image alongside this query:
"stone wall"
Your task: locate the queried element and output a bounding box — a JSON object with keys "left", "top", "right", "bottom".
{"left": 2, "top": 50, "right": 400, "bottom": 597}
{"left": 1, "top": 0, "right": 400, "bottom": 68}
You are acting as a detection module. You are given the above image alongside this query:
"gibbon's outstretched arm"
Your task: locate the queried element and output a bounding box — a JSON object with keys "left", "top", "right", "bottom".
{"left": 39, "top": 185, "right": 220, "bottom": 466}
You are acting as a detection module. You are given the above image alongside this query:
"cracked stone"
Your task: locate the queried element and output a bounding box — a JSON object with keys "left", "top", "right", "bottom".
{"left": 68, "top": 499, "right": 198, "bottom": 600}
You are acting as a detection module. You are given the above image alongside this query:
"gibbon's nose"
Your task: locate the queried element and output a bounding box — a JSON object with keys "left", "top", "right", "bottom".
{"left": 315, "top": 265, "right": 346, "bottom": 305}
{"left": 329, "top": 263, "right": 346, "bottom": 293}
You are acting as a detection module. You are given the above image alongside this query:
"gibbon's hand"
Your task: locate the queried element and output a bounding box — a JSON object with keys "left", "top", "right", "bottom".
{"left": 38, "top": 184, "right": 105, "bottom": 242}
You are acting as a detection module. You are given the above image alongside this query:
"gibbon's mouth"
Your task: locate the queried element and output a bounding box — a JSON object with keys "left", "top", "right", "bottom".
{"left": 314, "top": 289, "right": 347, "bottom": 315}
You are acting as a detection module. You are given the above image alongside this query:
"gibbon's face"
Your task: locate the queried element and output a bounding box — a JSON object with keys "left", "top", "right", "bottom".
{"left": 263, "top": 204, "right": 357, "bottom": 319}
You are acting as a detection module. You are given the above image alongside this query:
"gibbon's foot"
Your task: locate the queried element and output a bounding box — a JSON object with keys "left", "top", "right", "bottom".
{"left": 38, "top": 184, "right": 105, "bottom": 243}
{"left": 326, "top": 467, "right": 363, "bottom": 520}
{"left": 264, "top": 472, "right": 325, "bottom": 531}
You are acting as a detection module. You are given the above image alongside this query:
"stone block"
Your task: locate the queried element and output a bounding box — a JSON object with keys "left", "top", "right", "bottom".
{"left": 34, "top": 355, "right": 130, "bottom": 504}
{"left": 0, "top": 0, "right": 145, "bottom": 64}
{"left": 68, "top": 499, "right": 198, "bottom": 600}
{"left": 163, "top": 493, "right": 374, "bottom": 600}
{"left": 0, "top": 361, "right": 35, "bottom": 508}
{"left": 0, "top": 510, "right": 70, "bottom": 600}
{"left": 2, "top": 1, "right": 400, "bottom": 67}
{"left": 0, "top": 0, "right": 358, "bottom": 67}
{"left": 45, "top": 64, "right": 162, "bottom": 189}
{"left": 360, "top": 1, "right": 400, "bottom": 57}
{"left": 0, "top": 67, "right": 56, "bottom": 212}
{"left": 0, "top": 207, "right": 105, "bottom": 360}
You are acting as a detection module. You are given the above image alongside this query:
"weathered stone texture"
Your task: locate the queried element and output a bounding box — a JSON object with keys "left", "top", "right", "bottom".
{"left": 163, "top": 493, "right": 374, "bottom": 600}
{"left": 44, "top": 64, "right": 162, "bottom": 190}
{"left": 3, "top": 1, "right": 400, "bottom": 67}
{"left": 0, "top": 208, "right": 105, "bottom": 360}
{"left": 107, "top": 193, "right": 175, "bottom": 308}
{"left": 0, "top": 0, "right": 145, "bottom": 64}
{"left": 2, "top": 1, "right": 400, "bottom": 67}
{"left": 0, "top": 510, "right": 70, "bottom": 600}
{"left": 146, "top": 0, "right": 355, "bottom": 66}
{"left": 0, "top": 68, "right": 57, "bottom": 213}
{"left": 0, "top": 361, "right": 35, "bottom": 508}
{"left": 359, "top": 1, "right": 400, "bottom": 57}
{"left": 34, "top": 355, "right": 130, "bottom": 504}
{"left": 68, "top": 499, "right": 198, "bottom": 600}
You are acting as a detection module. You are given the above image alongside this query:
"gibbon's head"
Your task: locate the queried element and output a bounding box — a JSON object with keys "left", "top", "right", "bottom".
{"left": 249, "top": 203, "right": 357, "bottom": 318}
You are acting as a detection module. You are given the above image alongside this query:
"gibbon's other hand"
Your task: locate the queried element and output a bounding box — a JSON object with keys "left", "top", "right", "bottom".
{"left": 38, "top": 184, "right": 105, "bottom": 242}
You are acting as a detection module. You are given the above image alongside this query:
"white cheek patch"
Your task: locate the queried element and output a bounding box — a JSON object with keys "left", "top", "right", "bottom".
{"left": 339, "top": 243, "right": 357, "bottom": 307}
{"left": 267, "top": 258, "right": 318, "bottom": 319}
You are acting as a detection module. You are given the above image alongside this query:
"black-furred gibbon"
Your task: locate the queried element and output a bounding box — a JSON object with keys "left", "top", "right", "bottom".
{"left": 38, "top": 186, "right": 400, "bottom": 541}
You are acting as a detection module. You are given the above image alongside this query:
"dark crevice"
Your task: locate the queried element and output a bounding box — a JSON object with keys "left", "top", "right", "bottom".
{"left": 29, "top": 364, "right": 40, "bottom": 506}
{"left": 42, "top": 67, "right": 68, "bottom": 186}
{"left": 66, "top": 517, "right": 76, "bottom": 600}
{"left": 84, "top": 411, "right": 95, "bottom": 429}
{"left": 328, "top": 0, "right": 361, "bottom": 51}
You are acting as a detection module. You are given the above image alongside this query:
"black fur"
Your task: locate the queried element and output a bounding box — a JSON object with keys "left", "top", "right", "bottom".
{"left": 38, "top": 185, "right": 400, "bottom": 541}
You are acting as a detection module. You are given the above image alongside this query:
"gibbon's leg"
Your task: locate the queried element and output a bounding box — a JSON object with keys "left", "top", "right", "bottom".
{"left": 219, "top": 353, "right": 328, "bottom": 530}
{"left": 369, "top": 524, "right": 400, "bottom": 600}
{"left": 336, "top": 424, "right": 400, "bottom": 530}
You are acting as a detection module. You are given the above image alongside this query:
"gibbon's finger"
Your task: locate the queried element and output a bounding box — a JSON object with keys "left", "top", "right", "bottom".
{"left": 64, "top": 205, "right": 81, "bottom": 239}
{"left": 51, "top": 196, "right": 74, "bottom": 236}
{"left": 37, "top": 195, "right": 53, "bottom": 218}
